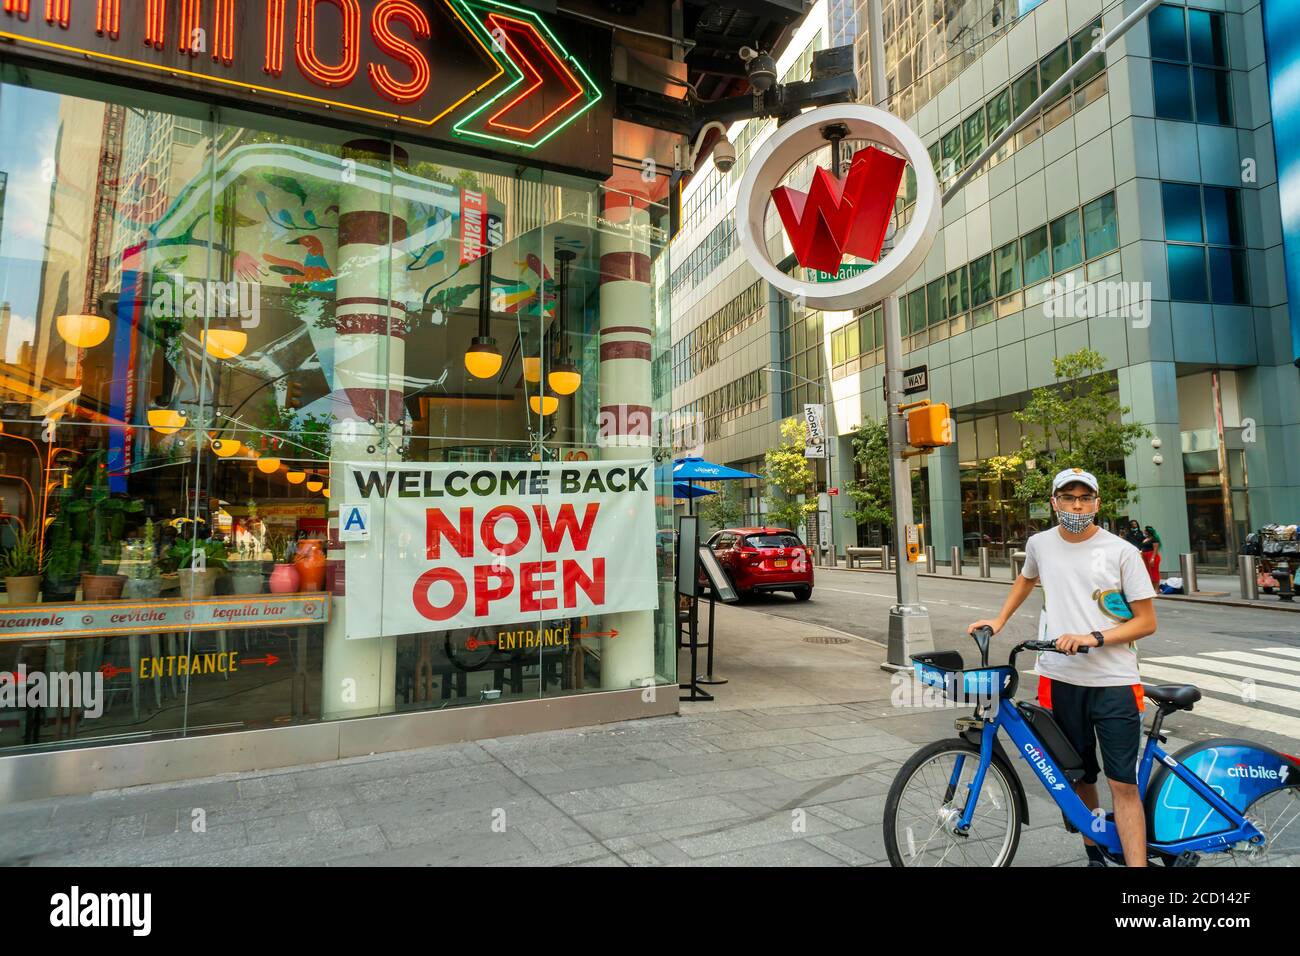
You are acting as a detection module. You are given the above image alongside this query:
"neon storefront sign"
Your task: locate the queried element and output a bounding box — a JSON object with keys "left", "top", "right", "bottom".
{"left": 0, "top": 0, "right": 604, "bottom": 158}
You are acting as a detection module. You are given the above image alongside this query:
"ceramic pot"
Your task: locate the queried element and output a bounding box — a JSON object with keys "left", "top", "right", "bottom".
{"left": 5, "top": 575, "right": 40, "bottom": 605}
{"left": 268, "top": 563, "right": 300, "bottom": 594}
{"left": 82, "top": 574, "right": 126, "bottom": 601}
{"left": 122, "top": 577, "right": 163, "bottom": 600}
{"left": 231, "top": 570, "right": 264, "bottom": 595}
{"left": 293, "top": 539, "right": 326, "bottom": 592}
{"left": 176, "top": 568, "right": 214, "bottom": 600}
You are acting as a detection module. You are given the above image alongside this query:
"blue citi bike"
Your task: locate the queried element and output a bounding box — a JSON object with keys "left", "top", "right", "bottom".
{"left": 883, "top": 626, "right": 1300, "bottom": 866}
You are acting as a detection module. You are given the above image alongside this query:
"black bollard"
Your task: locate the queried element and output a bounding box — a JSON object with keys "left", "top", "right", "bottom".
{"left": 1275, "top": 562, "right": 1296, "bottom": 603}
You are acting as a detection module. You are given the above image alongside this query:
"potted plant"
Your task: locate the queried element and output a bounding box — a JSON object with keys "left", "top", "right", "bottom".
{"left": 43, "top": 450, "right": 143, "bottom": 601}
{"left": 120, "top": 519, "right": 162, "bottom": 599}
{"left": 170, "top": 536, "right": 228, "bottom": 599}
{"left": 265, "top": 527, "right": 299, "bottom": 594}
{"left": 228, "top": 537, "right": 264, "bottom": 595}
{"left": 1, "top": 526, "right": 45, "bottom": 605}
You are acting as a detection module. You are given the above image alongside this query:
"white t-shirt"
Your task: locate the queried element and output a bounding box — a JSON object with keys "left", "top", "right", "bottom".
{"left": 1020, "top": 526, "right": 1158, "bottom": 687}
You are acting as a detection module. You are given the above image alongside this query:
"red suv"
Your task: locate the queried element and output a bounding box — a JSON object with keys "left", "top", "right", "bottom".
{"left": 705, "top": 527, "right": 814, "bottom": 601}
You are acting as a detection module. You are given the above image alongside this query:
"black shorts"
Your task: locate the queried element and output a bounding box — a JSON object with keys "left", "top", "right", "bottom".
{"left": 1038, "top": 677, "right": 1143, "bottom": 785}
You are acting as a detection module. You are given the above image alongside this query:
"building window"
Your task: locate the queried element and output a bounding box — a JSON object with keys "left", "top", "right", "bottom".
{"left": 994, "top": 241, "right": 1021, "bottom": 296}
{"left": 1021, "top": 226, "right": 1050, "bottom": 285}
{"left": 1162, "top": 181, "right": 1249, "bottom": 303}
{"left": 1083, "top": 192, "right": 1119, "bottom": 258}
{"left": 1149, "top": 4, "right": 1232, "bottom": 125}
{"left": 1050, "top": 210, "right": 1084, "bottom": 273}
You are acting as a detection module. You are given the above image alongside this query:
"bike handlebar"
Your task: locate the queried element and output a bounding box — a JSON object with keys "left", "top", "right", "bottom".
{"left": 1020, "top": 639, "right": 1089, "bottom": 654}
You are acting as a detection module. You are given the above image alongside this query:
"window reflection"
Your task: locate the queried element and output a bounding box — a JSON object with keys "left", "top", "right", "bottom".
{"left": 0, "top": 72, "right": 675, "bottom": 754}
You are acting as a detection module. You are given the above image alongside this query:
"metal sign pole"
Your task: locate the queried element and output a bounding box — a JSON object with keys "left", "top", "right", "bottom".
{"left": 869, "top": 0, "right": 932, "bottom": 669}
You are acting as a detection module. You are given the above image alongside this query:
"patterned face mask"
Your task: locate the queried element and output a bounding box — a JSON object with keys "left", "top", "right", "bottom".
{"left": 1056, "top": 509, "right": 1096, "bottom": 534}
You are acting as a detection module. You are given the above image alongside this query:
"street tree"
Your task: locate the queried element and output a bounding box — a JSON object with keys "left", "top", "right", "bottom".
{"left": 995, "top": 347, "right": 1150, "bottom": 520}
{"left": 697, "top": 481, "right": 745, "bottom": 533}
{"left": 845, "top": 418, "right": 923, "bottom": 537}
{"left": 763, "top": 418, "right": 817, "bottom": 532}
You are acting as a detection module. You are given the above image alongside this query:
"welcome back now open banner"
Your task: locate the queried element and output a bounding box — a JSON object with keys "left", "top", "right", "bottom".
{"left": 343, "top": 460, "right": 658, "bottom": 639}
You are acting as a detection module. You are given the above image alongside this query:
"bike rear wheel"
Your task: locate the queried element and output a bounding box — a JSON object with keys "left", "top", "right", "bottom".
{"left": 1185, "top": 785, "right": 1300, "bottom": 867}
{"left": 884, "top": 738, "right": 1021, "bottom": 867}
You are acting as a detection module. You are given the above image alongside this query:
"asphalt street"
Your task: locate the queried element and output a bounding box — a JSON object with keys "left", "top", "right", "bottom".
{"left": 737, "top": 567, "right": 1300, "bottom": 754}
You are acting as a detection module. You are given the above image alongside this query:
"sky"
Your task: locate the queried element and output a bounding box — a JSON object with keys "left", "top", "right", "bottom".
{"left": 0, "top": 84, "right": 60, "bottom": 362}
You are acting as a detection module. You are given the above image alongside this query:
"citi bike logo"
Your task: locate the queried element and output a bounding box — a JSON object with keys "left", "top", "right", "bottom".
{"left": 1024, "top": 742, "right": 1067, "bottom": 791}
{"left": 1226, "top": 763, "right": 1285, "bottom": 780}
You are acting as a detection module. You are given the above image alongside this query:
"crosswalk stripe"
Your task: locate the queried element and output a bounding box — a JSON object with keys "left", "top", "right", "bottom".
{"left": 1140, "top": 662, "right": 1300, "bottom": 712}
{"left": 1158, "top": 693, "right": 1300, "bottom": 742}
{"left": 1145, "top": 654, "right": 1299, "bottom": 688}
{"left": 1254, "top": 646, "right": 1300, "bottom": 660}
{"left": 1199, "top": 650, "right": 1300, "bottom": 673}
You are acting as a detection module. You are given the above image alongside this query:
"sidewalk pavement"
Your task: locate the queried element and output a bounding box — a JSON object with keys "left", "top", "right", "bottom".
{"left": 0, "top": 603, "right": 1142, "bottom": 867}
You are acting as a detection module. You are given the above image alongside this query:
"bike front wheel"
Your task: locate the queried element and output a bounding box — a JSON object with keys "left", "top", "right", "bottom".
{"left": 884, "top": 738, "right": 1022, "bottom": 867}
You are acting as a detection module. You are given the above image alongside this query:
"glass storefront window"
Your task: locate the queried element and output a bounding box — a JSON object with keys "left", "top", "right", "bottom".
{"left": 0, "top": 68, "right": 676, "bottom": 755}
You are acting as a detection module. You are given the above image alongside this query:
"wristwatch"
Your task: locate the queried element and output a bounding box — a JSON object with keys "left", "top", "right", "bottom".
{"left": 1090, "top": 630, "right": 1106, "bottom": 647}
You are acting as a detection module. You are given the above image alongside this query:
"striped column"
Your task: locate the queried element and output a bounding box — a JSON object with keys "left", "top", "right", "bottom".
{"left": 322, "top": 139, "right": 407, "bottom": 720}
{"left": 597, "top": 188, "right": 655, "bottom": 690}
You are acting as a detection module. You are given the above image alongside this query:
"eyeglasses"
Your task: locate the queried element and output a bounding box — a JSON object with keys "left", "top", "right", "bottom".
{"left": 1054, "top": 493, "right": 1098, "bottom": 504}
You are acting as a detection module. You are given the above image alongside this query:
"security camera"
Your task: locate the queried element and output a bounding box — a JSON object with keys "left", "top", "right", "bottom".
{"left": 712, "top": 138, "right": 737, "bottom": 173}
{"left": 739, "top": 46, "right": 759, "bottom": 61}
{"left": 744, "top": 50, "right": 777, "bottom": 93}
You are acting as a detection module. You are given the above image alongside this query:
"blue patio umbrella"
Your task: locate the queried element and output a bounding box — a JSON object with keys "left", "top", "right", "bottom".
{"left": 673, "top": 482, "right": 718, "bottom": 500}
{"left": 671, "top": 457, "right": 760, "bottom": 482}
{"left": 662, "top": 457, "right": 760, "bottom": 514}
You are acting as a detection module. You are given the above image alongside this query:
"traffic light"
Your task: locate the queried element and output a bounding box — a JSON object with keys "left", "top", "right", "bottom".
{"left": 906, "top": 402, "right": 953, "bottom": 448}
{"left": 285, "top": 378, "right": 302, "bottom": 410}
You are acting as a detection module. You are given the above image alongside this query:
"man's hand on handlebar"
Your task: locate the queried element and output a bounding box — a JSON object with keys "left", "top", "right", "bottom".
{"left": 1054, "top": 632, "right": 1100, "bottom": 655}
{"left": 967, "top": 619, "right": 1002, "bottom": 637}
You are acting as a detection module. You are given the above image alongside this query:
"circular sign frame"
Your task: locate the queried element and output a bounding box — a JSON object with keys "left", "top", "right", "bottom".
{"left": 734, "top": 104, "right": 942, "bottom": 312}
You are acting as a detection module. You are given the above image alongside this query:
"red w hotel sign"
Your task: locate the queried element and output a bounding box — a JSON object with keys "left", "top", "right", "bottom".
{"left": 772, "top": 146, "right": 906, "bottom": 276}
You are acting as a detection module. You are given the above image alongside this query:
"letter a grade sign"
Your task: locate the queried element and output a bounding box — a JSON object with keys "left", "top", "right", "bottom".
{"left": 342, "top": 460, "right": 658, "bottom": 638}
{"left": 339, "top": 504, "right": 371, "bottom": 542}
{"left": 736, "top": 104, "right": 943, "bottom": 312}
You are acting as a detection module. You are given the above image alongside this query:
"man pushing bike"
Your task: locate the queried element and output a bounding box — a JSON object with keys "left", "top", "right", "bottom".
{"left": 967, "top": 468, "right": 1158, "bottom": 867}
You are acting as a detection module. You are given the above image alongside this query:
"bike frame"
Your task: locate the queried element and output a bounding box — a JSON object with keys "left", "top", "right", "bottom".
{"left": 950, "top": 700, "right": 1266, "bottom": 858}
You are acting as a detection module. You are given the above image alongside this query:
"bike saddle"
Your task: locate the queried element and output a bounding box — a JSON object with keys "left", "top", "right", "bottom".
{"left": 1144, "top": 684, "right": 1201, "bottom": 710}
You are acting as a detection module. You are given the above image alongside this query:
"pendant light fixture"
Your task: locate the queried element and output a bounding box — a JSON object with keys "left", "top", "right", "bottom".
{"left": 147, "top": 407, "right": 187, "bottom": 435}
{"left": 256, "top": 456, "right": 281, "bottom": 474}
{"left": 201, "top": 329, "right": 248, "bottom": 359}
{"left": 528, "top": 383, "right": 558, "bottom": 417}
{"left": 547, "top": 249, "right": 581, "bottom": 396}
{"left": 464, "top": 243, "right": 502, "bottom": 379}
{"left": 285, "top": 470, "right": 307, "bottom": 485}
{"left": 211, "top": 438, "right": 243, "bottom": 457}
{"left": 306, "top": 478, "right": 324, "bottom": 493}
{"left": 56, "top": 313, "right": 111, "bottom": 349}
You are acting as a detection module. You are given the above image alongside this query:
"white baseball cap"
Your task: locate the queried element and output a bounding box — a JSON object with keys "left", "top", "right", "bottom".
{"left": 1051, "top": 467, "right": 1099, "bottom": 494}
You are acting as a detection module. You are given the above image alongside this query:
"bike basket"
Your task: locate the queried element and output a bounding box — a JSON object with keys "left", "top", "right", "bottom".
{"left": 910, "top": 652, "right": 1014, "bottom": 701}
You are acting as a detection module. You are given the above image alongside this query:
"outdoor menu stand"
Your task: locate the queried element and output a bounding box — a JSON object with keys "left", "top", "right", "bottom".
{"left": 695, "top": 545, "right": 738, "bottom": 685}
{"left": 676, "top": 516, "right": 712, "bottom": 702}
